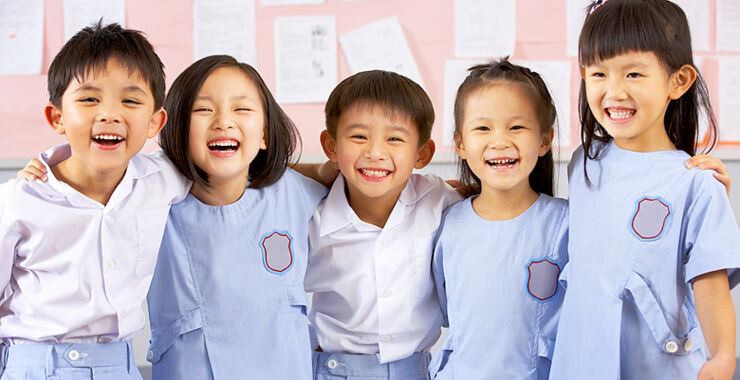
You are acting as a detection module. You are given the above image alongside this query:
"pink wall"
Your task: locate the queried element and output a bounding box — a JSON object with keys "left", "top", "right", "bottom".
{"left": 0, "top": 0, "right": 736, "bottom": 159}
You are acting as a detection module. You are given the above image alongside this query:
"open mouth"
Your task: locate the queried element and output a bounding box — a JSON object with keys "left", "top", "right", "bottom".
{"left": 92, "top": 134, "right": 124, "bottom": 146}
{"left": 606, "top": 108, "right": 636, "bottom": 121}
{"left": 207, "top": 139, "right": 240, "bottom": 153}
{"left": 359, "top": 168, "right": 390, "bottom": 178}
{"left": 486, "top": 158, "right": 517, "bottom": 168}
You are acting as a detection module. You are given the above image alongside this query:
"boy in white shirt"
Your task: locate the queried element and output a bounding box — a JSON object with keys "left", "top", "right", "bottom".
{"left": 305, "top": 70, "right": 461, "bottom": 380}
{"left": 0, "top": 22, "right": 188, "bottom": 379}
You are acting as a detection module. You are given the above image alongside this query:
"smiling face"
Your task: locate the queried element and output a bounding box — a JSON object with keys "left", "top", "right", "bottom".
{"left": 582, "top": 50, "right": 677, "bottom": 151}
{"left": 456, "top": 82, "right": 551, "bottom": 197}
{"left": 187, "top": 66, "right": 267, "bottom": 190}
{"left": 45, "top": 58, "right": 165, "bottom": 179}
{"left": 323, "top": 103, "right": 433, "bottom": 209}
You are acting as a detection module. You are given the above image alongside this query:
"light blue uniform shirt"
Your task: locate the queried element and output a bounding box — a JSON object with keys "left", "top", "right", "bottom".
{"left": 430, "top": 194, "right": 568, "bottom": 380}
{"left": 146, "top": 168, "right": 327, "bottom": 380}
{"left": 550, "top": 142, "right": 740, "bottom": 379}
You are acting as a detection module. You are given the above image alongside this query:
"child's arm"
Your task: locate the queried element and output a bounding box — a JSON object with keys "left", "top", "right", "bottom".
{"left": 291, "top": 162, "right": 339, "bottom": 188}
{"left": 686, "top": 154, "right": 731, "bottom": 196}
{"left": 693, "top": 270, "right": 736, "bottom": 380}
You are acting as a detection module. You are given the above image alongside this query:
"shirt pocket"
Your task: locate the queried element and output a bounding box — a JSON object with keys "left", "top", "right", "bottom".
{"left": 147, "top": 308, "right": 204, "bottom": 364}
{"left": 413, "top": 234, "right": 434, "bottom": 299}
{"left": 136, "top": 206, "right": 170, "bottom": 277}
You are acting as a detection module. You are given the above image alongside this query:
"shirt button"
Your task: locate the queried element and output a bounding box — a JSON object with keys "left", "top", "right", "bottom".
{"left": 378, "top": 238, "right": 387, "bottom": 247}
{"left": 665, "top": 341, "right": 679, "bottom": 353}
{"left": 381, "top": 288, "right": 392, "bottom": 298}
{"left": 68, "top": 350, "right": 80, "bottom": 361}
{"left": 147, "top": 350, "right": 154, "bottom": 360}
{"left": 326, "top": 359, "right": 338, "bottom": 369}
{"left": 683, "top": 339, "right": 693, "bottom": 352}
{"left": 120, "top": 311, "right": 127, "bottom": 318}
{"left": 383, "top": 335, "right": 393, "bottom": 342}
{"left": 107, "top": 260, "right": 116, "bottom": 269}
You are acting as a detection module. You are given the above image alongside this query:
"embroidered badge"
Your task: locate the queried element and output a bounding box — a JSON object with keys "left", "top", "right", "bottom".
{"left": 260, "top": 230, "right": 294, "bottom": 275}
{"left": 526, "top": 258, "right": 561, "bottom": 302}
{"left": 631, "top": 197, "right": 671, "bottom": 241}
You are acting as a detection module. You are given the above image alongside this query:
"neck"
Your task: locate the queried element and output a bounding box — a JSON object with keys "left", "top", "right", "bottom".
{"left": 345, "top": 186, "right": 402, "bottom": 228}
{"left": 51, "top": 159, "right": 125, "bottom": 206}
{"left": 190, "top": 176, "right": 249, "bottom": 206}
{"left": 472, "top": 182, "right": 539, "bottom": 221}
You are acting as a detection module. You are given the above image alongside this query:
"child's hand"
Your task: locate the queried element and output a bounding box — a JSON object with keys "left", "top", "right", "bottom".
{"left": 16, "top": 158, "right": 47, "bottom": 182}
{"left": 685, "top": 154, "right": 730, "bottom": 196}
{"left": 697, "top": 354, "right": 735, "bottom": 380}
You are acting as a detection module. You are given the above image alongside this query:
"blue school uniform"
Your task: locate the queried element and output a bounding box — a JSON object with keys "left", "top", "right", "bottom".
{"left": 550, "top": 142, "right": 740, "bottom": 379}
{"left": 429, "top": 194, "right": 568, "bottom": 380}
{"left": 146, "top": 168, "right": 327, "bottom": 380}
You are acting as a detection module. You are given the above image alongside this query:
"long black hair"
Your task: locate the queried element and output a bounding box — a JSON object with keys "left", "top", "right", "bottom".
{"left": 579, "top": 0, "right": 717, "bottom": 184}
{"left": 454, "top": 58, "right": 557, "bottom": 197}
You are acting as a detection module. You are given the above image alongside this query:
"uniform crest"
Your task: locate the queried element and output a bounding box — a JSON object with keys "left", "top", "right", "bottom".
{"left": 260, "top": 231, "right": 294, "bottom": 275}
{"left": 631, "top": 197, "right": 671, "bottom": 241}
{"left": 526, "top": 258, "right": 561, "bottom": 302}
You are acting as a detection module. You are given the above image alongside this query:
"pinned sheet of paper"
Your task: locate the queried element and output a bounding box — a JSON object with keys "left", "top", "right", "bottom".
{"left": 0, "top": 0, "right": 43, "bottom": 75}
{"left": 63, "top": 0, "right": 125, "bottom": 41}
{"left": 442, "top": 60, "right": 486, "bottom": 146}
{"left": 262, "top": 0, "right": 324, "bottom": 5}
{"left": 513, "top": 60, "right": 573, "bottom": 148}
{"left": 671, "top": 0, "right": 710, "bottom": 52}
{"left": 566, "top": 0, "right": 591, "bottom": 57}
{"left": 275, "top": 16, "right": 337, "bottom": 103}
{"left": 454, "top": 0, "right": 515, "bottom": 58}
{"left": 717, "top": 0, "right": 740, "bottom": 52}
{"left": 340, "top": 17, "right": 424, "bottom": 87}
{"left": 194, "top": 0, "right": 256, "bottom": 64}
{"left": 718, "top": 58, "right": 740, "bottom": 142}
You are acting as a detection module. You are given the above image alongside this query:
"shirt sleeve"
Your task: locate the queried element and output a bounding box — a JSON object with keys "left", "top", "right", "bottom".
{"left": 683, "top": 173, "right": 740, "bottom": 288}
{"left": 0, "top": 183, "right": 20, "bottom": 301}
{"left": 288, "top": 168, "right": 329, "bottom": 215}
{"left": 539, "top": 206, "right": 569, "bottom": 359}
{"left": 148, "top": 151, "right": 192, "bottom": 204}
{"left": 432, "top": 214, "right": 449, "bottom": 328}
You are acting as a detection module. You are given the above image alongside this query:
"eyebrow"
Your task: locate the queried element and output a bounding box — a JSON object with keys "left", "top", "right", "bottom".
{"left": 73, "top": 84, "right": 148, "bottom": 95}
{"left": 345, "top": 124, "right": 412, "bottom": 134}
{"left": 194, "top": 95, "right": 256, "bottom": 102}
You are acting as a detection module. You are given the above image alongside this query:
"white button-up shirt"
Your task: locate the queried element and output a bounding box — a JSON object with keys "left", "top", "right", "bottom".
{"left": 0, "top": 144, "right": 189, "bottom": 344}
{"left": 305, "top": 173, "right": 461, "bottom": 363}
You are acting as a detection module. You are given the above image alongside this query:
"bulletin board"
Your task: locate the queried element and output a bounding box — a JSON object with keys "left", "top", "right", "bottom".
{"left": 1, "top": 0, "right": 739, "bottom": 164}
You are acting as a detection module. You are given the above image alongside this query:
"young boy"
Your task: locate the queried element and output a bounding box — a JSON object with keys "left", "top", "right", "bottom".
{"left": 304, "top": 70, "right": 462, "bottom": 379}
{"left": 0, "top": 23, "right": 188, "bottom": 379}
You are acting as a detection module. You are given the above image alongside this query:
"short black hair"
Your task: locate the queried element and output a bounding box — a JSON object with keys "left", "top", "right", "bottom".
{"left": 47, "top": 21, "right": 165, "bottom": 109}
{"left": 454, "top": 58, "right": 557, "bottom": 196}
{"left": 325, "top": 70, "right": 434, "bottom": 146}
{"left": 160, "top": 55, "right": 299, "bottom": 189}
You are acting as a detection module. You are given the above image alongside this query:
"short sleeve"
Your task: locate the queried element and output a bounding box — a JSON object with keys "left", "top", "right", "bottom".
{"left": 432, "top": 212, "right": 450, "bottom": 328}
{"left": 0, "top": 183, "right": 20, "bottom": 301}
{"left": 287, "top": 168, "right": 329, "bottom": 215}
{"left": 148, "top": 151, "right": 192, "bottom": 203}
{"left": 683, "top": 175, "right": 740, "bottom": 288}
{"left": 539, "top": 206, "right": 569, "bottom": 357}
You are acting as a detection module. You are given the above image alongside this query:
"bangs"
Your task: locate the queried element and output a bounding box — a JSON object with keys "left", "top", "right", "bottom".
{"left": 579, "top": 0, "right": 691, "bottom": 69}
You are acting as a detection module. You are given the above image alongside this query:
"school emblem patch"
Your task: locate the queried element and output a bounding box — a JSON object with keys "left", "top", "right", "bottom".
{"left": 631, "top": 197, "right": 671, "bottom": 241}
{"left": 260, "top": 231, "right": 294, "bottom": 275}
{"left": 526, "top": 258, "right": 561, "bottom": 302}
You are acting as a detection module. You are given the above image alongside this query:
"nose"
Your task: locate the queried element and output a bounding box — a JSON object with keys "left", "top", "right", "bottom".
{"left": 489, "top": 129, "right": 512, "bottom": 150}
{"left": 605, "top": 76, "right": 628, "bottom": 101}
{"left": 96, "top": 104, "right": 122, "bottom": 124}
{"left": 363, "top": 138, "right": 387, "bottom": 161}
{"left": 212, "top": 112, "right": 235, "bottom": 130}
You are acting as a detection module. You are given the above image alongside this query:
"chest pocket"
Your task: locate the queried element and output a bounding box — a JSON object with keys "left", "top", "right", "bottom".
{"left": 136, "top": 206, "right": 170, "bottom": 276}
{"left": 630, "top": 197, "right": 672, "bottom": 242}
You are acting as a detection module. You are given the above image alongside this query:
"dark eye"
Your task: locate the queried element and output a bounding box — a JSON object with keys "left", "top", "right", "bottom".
{"left": 388, "top": 136, "right": 404, "bottom": 142}
{"left": 511, "top": 125, "right": 525, "bottom": 131}
{"left": 192, "top": 107, "right": 211, "bottom": 113}
{"left": 350, "top": 134, "right": 367, "bottom": 140}
{"left": 474, "top": 125, "right": 490, "bottom": 132}
{"left": 79, "top": 97, "right": 98, "bottom": 103}
{"left": 123, "top": 99, "right": 142, "bottom": 105}
{"left": 235, "top": 107, "right": 252, "bottom": 112}
{"left": 627, "top": 72, "right": 642, "bottom": 78}
{"left": 591, "top": 72, "right": 606, "bottom": 78}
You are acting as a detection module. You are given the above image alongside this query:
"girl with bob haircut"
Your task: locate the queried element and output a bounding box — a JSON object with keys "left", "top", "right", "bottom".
{"left": 146, "top": 55, "right": 330, "bottom": 379}
{"left": 550, "top": 1, "right": 740, "bottom": 379}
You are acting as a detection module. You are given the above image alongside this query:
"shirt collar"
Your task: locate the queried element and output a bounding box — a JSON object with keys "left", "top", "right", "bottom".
{"left": 318, "top": 173, "right": 437, "bottom": 236}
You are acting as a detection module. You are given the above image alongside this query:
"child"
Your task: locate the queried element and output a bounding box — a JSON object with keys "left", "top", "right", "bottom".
{"left": 550, "top": 1, "right": 740, "bottom": 379}
{"left": 430, "top": 59, "right": 567, "bottom": 380}
{"left": 144, "top": 55, "right": 329, "bottom": 379}
{"left": 0, "top": 23, "right": 189, "bottom": 379}
{"left": 304, "top": 70, "right": 462, "bottom": 380}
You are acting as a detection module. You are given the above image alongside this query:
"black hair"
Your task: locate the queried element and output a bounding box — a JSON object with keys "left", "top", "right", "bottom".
{"left": 579, "top": 0, "right": 717, "bottom": 184}
{"left": 325, "top": 70, "right": 434, "bottom": 147}
{"left": 453, "top": 58, "right": 556, "bottom": 197}
{"left": 159, "top": 55, "right": 299, "bottom": 189}
{"left": 47, "top": 21, "right": 165, "bottom": 109}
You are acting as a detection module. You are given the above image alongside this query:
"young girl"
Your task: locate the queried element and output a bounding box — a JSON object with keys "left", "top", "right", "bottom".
{"left": 550, "top": 1, "right": 740, "bottom": 379}
{"left": 144, "top": 55, "right": 328, "bottom": 379}
{"left": 430, "top": 59, "right": 567, "bottom": 379}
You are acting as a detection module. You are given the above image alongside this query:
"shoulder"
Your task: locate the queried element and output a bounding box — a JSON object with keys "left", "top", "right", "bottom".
{"left": 410, "top": 173, "right": 463, "bottom": 206}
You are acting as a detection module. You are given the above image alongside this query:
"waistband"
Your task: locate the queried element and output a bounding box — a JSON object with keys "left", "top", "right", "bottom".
{"left": 313, "top": 351, "right": 431, "bottom": 377}
{"left": 1, "top": 340, "right": 135, "bottom": 373}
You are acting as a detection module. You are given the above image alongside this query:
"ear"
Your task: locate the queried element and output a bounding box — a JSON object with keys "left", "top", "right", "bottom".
{"left": 45, "top": 103, "right": 65, "bottom": 135}
{"left": 539, "top": 128, "right": 554, "bottom": 157}
{"left": 260, "top": 129, "right": 268, "bottom": 150}
{"left": 668, "top": 64, "right": 697, "bottom": 100}
{"left": 147, "top": 108, "right": 167, "bottom": 138}
{"left": 320, "top": 130, "right": 338, "bottom": 162}
{"left": 454, "top": 131, "right": 467, "bottom": 160}
{"left": 414, "top": 139, "right": 435, "bottom": 169}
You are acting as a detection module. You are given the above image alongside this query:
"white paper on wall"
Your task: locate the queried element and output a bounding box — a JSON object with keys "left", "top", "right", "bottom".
{"left": 672, "top": 0, "right": 710, "bottom": 52}
{"left": 454, "top": 0, "right": 515, "bottom": 58}
{"left": 718, "top": 58, "right": 740, "bottom": 142}
{"left": 64, "top": 0, "right": 125, "bottom": 41}
{"left": 262, "top": 0, "right": 323, "bottom": 5}
{"left": 274, "top": 16, "right": 337, "bottom": 103}
{"left": 717, "top": 0, "right": 740, "bottom": 52}
{"left": 566, "top": 0, "right": 591, "bottom": 57}
{"left": 0, "top": 0, "right": 43, "bottom": 75}
{"left": 340, "top": 17, "right": 424, "bottom": 87}
{"left": 194, "top": 0, "right": 256, "bottom": 65}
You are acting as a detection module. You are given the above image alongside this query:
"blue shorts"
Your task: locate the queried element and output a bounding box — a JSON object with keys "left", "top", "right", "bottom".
{"left": 0, "top": 340, "right": 141, "bottom": 380}
{"left": 313, "top": 351, "right": 430, "bottom": 380}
